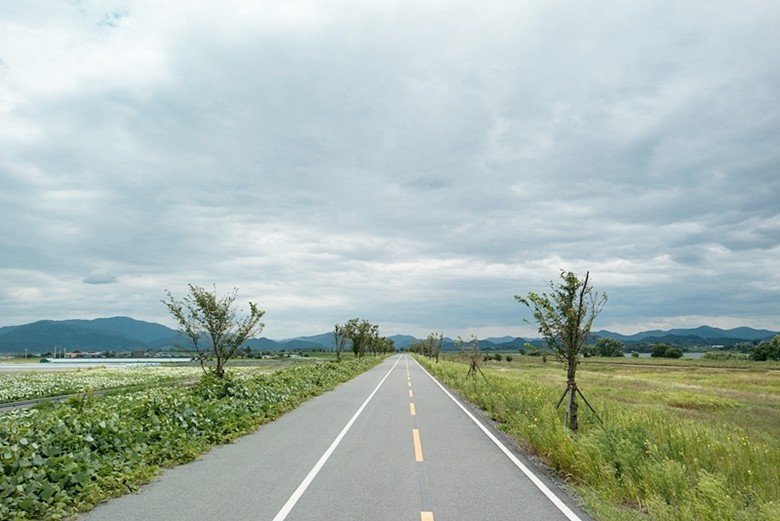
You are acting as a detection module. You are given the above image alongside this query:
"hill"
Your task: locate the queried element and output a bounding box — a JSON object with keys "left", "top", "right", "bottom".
{"left": 1, "top": 316, "right": 776, "bottom": 354}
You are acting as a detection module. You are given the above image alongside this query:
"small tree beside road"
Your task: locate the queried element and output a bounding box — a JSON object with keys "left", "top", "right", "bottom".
{"left": 163, "top": 285, "right": 265, "bottom": 378}
{"left": 515, "top": 270, "right": 607, "bottom": 432}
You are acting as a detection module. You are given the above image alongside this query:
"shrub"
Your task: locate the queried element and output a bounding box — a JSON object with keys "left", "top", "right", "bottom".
{"left": 750, "top": 336, "right": 780, "bottom": 361}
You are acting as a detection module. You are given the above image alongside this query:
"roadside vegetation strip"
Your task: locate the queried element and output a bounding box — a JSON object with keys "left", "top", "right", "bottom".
{"left": 416, "top": 357, "right": 779, "bottom": 521}
{"left": 0, "top": 357, "right": 383, "bottom": 521}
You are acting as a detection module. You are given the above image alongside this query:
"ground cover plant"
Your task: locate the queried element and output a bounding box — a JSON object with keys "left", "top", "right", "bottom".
{"left": 0, "top": 367, "right": 206, "bottom": 404}
{"left": 0, "top": 356, "right": 382, "bottom": 520}
{"left": 417, "top": 356, "right": 779, "bottom": 521}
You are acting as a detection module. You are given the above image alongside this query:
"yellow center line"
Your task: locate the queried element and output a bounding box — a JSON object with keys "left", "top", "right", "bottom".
{"left": 409, "top": 402, "right": 416, "bottom": 416}
{"left": 412, "top": 429, "right": 424, "bottom": 462}
{"left": 409, "top": 389, "right": 413, "bottom": 398}
{"left": 421, "top": 512, "right": 434, "bottom": 521}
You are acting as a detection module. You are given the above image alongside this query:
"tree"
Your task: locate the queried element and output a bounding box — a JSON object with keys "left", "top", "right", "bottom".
{"left": 335, "top": 318, "right": 391, "bottom": 357}
{"left": 750, "top": 335, "right": 780, "bottom": 361}
{"left": 428, "top": 332, "right": 443, "bottom": 363}
{"left": 515, "top": 270, "right": 607, "bottom": 432}
{"left": 592, "top": 337, "right": 625, "bottom": 357}
{"left": 650, "top": 343, "right": 683, "bottom": 358}
{"left": 333, "top": 324, "right": 347, "bottom": 361}
{"left": 457, "top": 335, "right": 487, "bottom": 381}
{"left": 163, "top": 285, "right": 265, "bottom": 378}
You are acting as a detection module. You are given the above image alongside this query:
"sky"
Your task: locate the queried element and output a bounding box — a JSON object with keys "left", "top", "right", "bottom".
{"left": 1, "top": 1, "right": 779, "bottom": 339}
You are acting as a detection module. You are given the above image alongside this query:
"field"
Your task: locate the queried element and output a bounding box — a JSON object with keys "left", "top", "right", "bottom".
{"left": 417, "top": 355, "right": 780, "bottom": 521}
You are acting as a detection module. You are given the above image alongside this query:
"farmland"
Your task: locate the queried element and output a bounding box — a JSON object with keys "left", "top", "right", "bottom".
{"left": 0, "top": 367, "right": 204, "bottom": 404}
{"left": 417, "top": 355, "right": 780, "bottom": 521}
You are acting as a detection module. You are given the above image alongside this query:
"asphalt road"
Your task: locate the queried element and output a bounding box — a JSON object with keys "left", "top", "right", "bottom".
{"left": 81, "top": 355, "right": 592, "bottom": 521}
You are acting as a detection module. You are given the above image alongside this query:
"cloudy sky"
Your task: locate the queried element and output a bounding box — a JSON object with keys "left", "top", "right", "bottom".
{"left": 1, "top": 1, "right": 778, "bottom": 339}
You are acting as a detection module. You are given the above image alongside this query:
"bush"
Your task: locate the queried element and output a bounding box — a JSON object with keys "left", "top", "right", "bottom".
{"left": 750, "top": 336, "right": 780, "bottom": 361}
{"left": 651, "top": 344, "right": 684, "bottom": 358}
{"left": 506, "top": 355, "right": 513, "bottom": 363}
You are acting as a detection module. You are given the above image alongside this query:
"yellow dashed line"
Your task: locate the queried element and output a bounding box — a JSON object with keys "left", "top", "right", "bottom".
{"left": 412, "top": 429, "right": 424, "bottom": 461}
{"left": 410, "top": 402, "right": 416, "bottom": 416}
{"left": 409, "top": 389, "right": 413, "bottom": 398}
{"left": 421, "top": 512, "right": 434, "bottom": 521}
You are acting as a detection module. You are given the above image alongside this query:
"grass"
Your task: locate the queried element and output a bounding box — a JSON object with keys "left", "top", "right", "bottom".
{"left": 417, "top": 354, "right": 780, "bottom": 521}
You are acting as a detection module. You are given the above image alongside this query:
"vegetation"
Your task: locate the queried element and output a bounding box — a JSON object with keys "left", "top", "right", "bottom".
{"left": 584, "top": 338, "right": 625, "bottom": 358}
{"left": 750, "top": 335, "right": 780, "bottom": 361}
{"left": 333, "top": 318, "right": 394, "bottom": 357}
{"left": 407, "top": 332, "right": 444, "bottom": 362}
{"left": 515, "top": 270, "right": 607, "bottom": 431}
{"left": 651, "top": 343, "right": 684, "bottom": 359}
{"left": 163, "top": 285, "right": 265, "bottom": 377}
{"left": 0, "top": 357, "right": 382, "bottom": 520}
{"left": 417, "top": 355, "right": 779, "bottom": 521}
{"left": 0, "top": 367, "right": 205, "bottom": 404}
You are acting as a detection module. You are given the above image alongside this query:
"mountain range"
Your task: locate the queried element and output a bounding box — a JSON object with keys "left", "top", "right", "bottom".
{"left": 0, "top": 317, "right": 776, "bottom": 353}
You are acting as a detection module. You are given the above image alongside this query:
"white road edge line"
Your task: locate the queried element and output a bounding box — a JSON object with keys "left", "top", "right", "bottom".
{"left": 414, "top": 358, "right": 584, "bottom": 521}
{"left": 272, "top": 355, "right": 401, "bottom": 521}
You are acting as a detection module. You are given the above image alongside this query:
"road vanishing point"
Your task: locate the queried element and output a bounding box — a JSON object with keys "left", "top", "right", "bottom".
{"left": 80, "top": 355, "right": 592, "bottom": 521}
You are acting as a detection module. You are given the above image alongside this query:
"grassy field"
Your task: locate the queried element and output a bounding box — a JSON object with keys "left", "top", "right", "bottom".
{"left": 418, "top": 354, "right": 779, "bottom": 521}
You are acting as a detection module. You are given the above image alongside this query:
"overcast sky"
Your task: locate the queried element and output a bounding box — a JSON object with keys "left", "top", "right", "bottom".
{"left": 1, "top": 1, "right": 778, "bottom": 339}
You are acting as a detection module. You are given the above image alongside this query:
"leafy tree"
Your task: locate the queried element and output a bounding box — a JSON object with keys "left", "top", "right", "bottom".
{"left": 750, "top": 335, "right": 780, "bottom": 361}
{"left": 334, "top": 318, "right": 393, "bottom": 357}
{"left": 163, "top": 285, "right": 265, "bottom": 378}
{"left": 515, "top": 270, "right": 607, "bottom": 432}
{"left": 333, "top": 324, "right": 347, "bottom": 361}
{"left": 665, "top": 346, "right": 684, "bottom": 359}
{"left": 650, "top": 344, "right": 684, "bottom": 359}
{"left": 651, "top": 343, "right": 671, "bottom": 358}
{"left": 428, "top": 332, "right": 443, "bottom": 363}
{"left": 594, "top": 337, "right": 625, "bottom": 357}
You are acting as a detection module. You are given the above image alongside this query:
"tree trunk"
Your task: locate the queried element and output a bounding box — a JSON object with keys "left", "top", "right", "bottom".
{"left": 567, "top": 382, "right": 579, "bottom": 432}
{"left": 567, "top": 357, "right": 579, "bottom": 432}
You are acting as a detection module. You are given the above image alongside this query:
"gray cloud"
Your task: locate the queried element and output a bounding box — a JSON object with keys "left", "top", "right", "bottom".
{"left": 0, "top": 1, "right": 778, "bottom": 337}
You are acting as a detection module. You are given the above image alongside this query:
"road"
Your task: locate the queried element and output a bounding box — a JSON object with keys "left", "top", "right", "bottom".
{"left": 81, "top": 355, "right": 591, "bottom": 521}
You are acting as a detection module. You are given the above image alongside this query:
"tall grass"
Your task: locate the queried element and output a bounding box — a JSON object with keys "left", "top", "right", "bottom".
{"left": 417, "top": 358, "right": 779, "bottom": 521}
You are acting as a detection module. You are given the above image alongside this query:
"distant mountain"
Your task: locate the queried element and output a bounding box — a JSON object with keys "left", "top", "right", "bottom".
{"left": 1, "top": 316, "right": 775, "bottom": 354}
{"left": 281, "top": 339, "right": 325, "bottom": 350}
{"left": 0, "top": 320, "right": 143, "bottom": 352}
{"left": 244, "top": 337, "right": 284, "bottom": 350}
{"left": 592, "top": 326, "right": 776, "bottom": 346}
{"left": 61, "top": 317, "right": 177, "bottom": 344}
{"left": 388, "top": 335, "right": 418, "bottom": 349}
{"left": 485, "top": 336, "right": 514, "bottom": 344}
{"left": 282, "top": 332, "right": 336, "bottom": 348}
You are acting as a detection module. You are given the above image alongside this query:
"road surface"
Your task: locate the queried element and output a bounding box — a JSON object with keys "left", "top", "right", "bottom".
{"left": 81, "top": 355, "right": 591, "bottom": 521}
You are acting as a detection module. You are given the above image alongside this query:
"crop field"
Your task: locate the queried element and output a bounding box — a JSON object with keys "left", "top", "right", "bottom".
{"left": 0, "top": 367, "right": 204, "bottom": 404}
{"left": 0, "top": 357, "right": 383, "bottom": 520}
{"left": 0, "top": 363, "right": 302, "bottom": 405}
{"left": 418, "top": 355, "right": 780, "bottom": 521}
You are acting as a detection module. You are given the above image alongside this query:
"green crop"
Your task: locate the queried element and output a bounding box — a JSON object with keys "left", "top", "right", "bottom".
{"left": 0, "top": 357, "right": 382, "bottom": 520}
